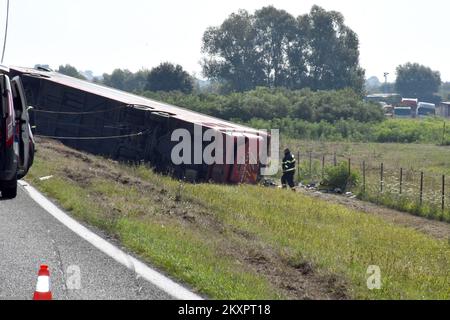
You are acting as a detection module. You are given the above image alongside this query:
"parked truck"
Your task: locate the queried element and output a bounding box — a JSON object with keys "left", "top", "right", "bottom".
{"left": 394, "top": 106, "right": 413, "bottom": 118}
{"left": 417, "top": 102, "right": 436, "bottom": 118}
{"left": 393, "top": 98, "right": 419, "bottom": 118}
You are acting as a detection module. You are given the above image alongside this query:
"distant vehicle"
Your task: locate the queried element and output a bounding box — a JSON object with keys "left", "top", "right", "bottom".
{"left": 400, "top": 98, "right": 418, "bottom": 117}
{"left": 0, "top": 68, "right": 35, "bottom": 199}
{"left": 394, "top": 106, "right": 412, "bottom": 118}
{"left": 417, "top": 102, "right": 436, "bottom": 118}
{"left": 365, "top": 94, "right": 402, "bottom": 106}
{"left": 383, "top": 104, "right": 394, "bottom": 118}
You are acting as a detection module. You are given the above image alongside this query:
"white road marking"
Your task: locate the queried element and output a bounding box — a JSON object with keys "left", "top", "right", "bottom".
{"left": 18, "top": 180, "right": 203, "bottom": 300}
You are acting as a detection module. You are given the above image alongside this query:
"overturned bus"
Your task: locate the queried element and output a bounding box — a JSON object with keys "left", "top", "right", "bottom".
{"left": 8, "top": 66, "right": 272, "bottom": 184}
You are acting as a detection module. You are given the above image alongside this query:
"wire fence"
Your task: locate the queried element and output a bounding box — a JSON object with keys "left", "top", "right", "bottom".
{"left": 295, "top": 150, "right": 450, "bottom": 221}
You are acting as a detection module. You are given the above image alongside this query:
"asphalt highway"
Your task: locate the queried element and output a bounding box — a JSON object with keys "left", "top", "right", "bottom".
{"left": 0, "top": 185, "right": 178, "bottom": 300}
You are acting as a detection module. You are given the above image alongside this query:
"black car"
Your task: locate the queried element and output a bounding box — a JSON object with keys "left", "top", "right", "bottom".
{"left": 0, "top": 68, "right": 35, "bottom": 199}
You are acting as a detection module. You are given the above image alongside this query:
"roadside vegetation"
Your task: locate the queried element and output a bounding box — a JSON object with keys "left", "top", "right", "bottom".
{"left": 253, "top": 117, "right": 450, "bottom": 144}
{"left": 143, "top": 87, "right": 384, "bottom": 124}
{"left": 285, "top": 139, "right": 450, "bottom": 179}
{"left": 286, "top": 140, "right": 450, "bottom": 223}
{"left": 142, "top": 88, "right": 450, "bottom": 144}
{"left": 26, "top": 139, "right": 450, "bottom": 300}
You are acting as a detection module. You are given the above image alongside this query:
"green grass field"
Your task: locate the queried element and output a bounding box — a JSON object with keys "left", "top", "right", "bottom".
{"left": 285, "top": 139, "right": 450, "bottom": 174}
{"left": 283, "top": 139, "right": 450, "bottom": 222}
{"left": 25, "top": 139, "right": 450, "bottom": 300}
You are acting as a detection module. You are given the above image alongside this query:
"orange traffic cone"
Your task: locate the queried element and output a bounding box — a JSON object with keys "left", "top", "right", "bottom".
{"left": 33, "top": 265, "right": 52, "bottom": 300}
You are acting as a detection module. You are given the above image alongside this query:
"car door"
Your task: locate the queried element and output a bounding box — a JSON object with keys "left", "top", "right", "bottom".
{"left": 11, "top": 76, "right": 32, "bottom": 177}
{"left": 0, "top": 73, "right": 17, "bottom": 175}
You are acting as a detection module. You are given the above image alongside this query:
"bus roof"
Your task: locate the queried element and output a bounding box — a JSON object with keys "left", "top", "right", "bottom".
{"left": 9, "top": 66, "right": 262, "bottom": 135}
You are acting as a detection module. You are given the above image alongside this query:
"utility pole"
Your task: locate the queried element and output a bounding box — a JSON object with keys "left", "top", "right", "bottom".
{"left": 383, "top": 72, "right": 389, "bottom": 94}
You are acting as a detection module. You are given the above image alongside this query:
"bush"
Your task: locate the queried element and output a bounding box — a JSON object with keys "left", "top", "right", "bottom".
{"left": 248, "top": 117, "right": 450, "bottom": 145}
{"left": 142, "top": 87, "right": 384, "bottom": 123}
{"left": 141, "top": 88, "right": 450, "bottom": 145}
{"left": 322, "top": 162, "right": 360, "bottom": 192}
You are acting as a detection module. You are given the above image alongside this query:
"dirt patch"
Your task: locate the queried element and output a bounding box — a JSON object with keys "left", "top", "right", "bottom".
{"left": 300, "top": 189, "right": 450, "bottom": 241}
{"left": 41, "top": 141, "right": 94, "bottom": 164}
{"left": 237, "top": 245, "right": 348, "bottom": 300}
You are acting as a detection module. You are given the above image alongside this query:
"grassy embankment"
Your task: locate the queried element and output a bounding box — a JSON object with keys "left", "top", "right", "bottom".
{"left": 26, "top": 139, "right": 450, "bottom": 299}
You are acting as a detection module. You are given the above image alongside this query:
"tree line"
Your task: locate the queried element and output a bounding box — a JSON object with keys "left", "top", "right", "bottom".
{"left": 367, "top": 63, "right": 443, "bottom": 104}
{"left": 50, "top": 61, "right": 386, "bottom": 125}
{"left": 50, "top": 62, "right": 194, "bottom": 94}
{"left": 54, "top": 5, "right": 365, "bottom": 95}
{"left": 48, "top": 4, "right": 449, "bottom": 134}
{"left": 142, "top": 87, "right": 384, "bottom": 124}
{"left": 54, "top": 4, "right": 447, "bottom": 104}
{"left": 101, "top": 63, "right": 194, "bottom": 93}
{"left": 202, "top": 5, "right": 365, "bottom": 93}
{"left": 58, "top": 59, "right": 446, "bottom": 105}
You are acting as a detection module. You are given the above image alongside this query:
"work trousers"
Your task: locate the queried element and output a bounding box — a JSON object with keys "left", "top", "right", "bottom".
{"left": 281, "top": 171, "right": 295, "bottom": 189}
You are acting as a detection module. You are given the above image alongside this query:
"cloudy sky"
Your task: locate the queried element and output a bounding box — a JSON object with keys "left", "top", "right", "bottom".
{"left": 1, "top": 0, "right": 449, "bottom": 81}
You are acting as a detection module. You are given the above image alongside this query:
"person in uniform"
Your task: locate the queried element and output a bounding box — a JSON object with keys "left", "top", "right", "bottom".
{"left": 281, "top": 148, "right": 296, "bottom": 190}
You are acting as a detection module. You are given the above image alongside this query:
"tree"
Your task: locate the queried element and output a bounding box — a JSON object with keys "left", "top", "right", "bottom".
{"left": 395, "top": 63, "right": 442, "bottom": 101}
{"left": 201, "top": 5, "right": 364, "bottom": 93}
{"left": 202, "top": 10, "right": 264, "bottom": 92}
{"left": 379, "top": 83, "right": 396, "bottom": 94}
{"left": 102, "top": 69, "right": 133, "bottom": 91}
{"left": 130, "top": 69, "right": 150, "bottom": 92}
{"left": 302, "top": 6, "right": 365, "bottom": 94}
{"left": 57, "top": 64, "right": 86, "bottom": 80}
{"left": 287, "top": 16, "right": 309, "bottom": 89}
{"left": 146, "top": 62, "right": 193, "bottom": 93}
{"left": 253, "top": 6, "right": 298, "bottom": 88}
{"left": 365, "top": 76, "right": 381, "bottom": 93}
{"left": 102, "top": 69, "right": 150, "bottom": 92}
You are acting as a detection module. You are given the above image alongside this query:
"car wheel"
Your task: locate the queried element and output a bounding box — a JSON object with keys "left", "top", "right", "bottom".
{"left": 1, "top": 182, "right": 17, "bottom": 199}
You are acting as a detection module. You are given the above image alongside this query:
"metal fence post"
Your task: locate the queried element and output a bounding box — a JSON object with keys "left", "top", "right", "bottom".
{"left": 400, "top": 168, "right": 403, "bottom": 195}
{"left": 348, "top": 158, "right": 351, "bottom": 176}
{"left": 420, "top": 172, "right": 424, "bottom": 206}
{"left": 322, "top": 155, "right": 325, "bottom": 179}
{"left": 442, "top": 122, "right": 446, "bottom": 146}
{"left": 442, "top": 175, "right": 445, "bottom": 212}
{"left": 333, "top": 152, "right": 337, "bottom": 167}
{"left": 380, "top": 163, "right": 384, "bottom": 193}
{"left": 309, "top": 151, "right": 312, "bottom": 177}
{"left": 362, "top": 160, "right": 366, "bottom": 194}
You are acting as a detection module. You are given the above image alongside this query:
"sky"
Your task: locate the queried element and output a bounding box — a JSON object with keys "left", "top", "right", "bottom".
{"left": 1, "top": 0, "right": 449, "bottom": 81}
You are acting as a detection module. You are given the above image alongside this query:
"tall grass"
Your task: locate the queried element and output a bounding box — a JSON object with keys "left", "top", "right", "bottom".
{"left": 288, "top": 141, "right": 450, "bottom": 222}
